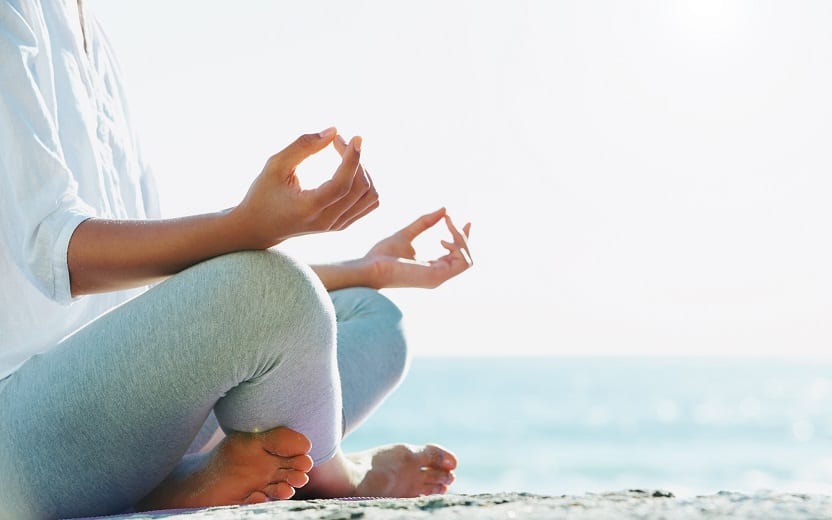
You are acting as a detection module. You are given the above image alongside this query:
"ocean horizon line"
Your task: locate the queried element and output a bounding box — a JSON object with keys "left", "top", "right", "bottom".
{"left": 409, "top": 353, "right": 832, "bottom": 362}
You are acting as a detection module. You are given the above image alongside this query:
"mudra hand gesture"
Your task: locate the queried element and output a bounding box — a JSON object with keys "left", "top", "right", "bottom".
{"left": 232, "top": 128, "right": 472, "bottom": 294}
{"left": 233, "top": 128, "right": 378, "bottom": 249}
{"left": 364, "top": 208, "right": 473, "bottom": 289}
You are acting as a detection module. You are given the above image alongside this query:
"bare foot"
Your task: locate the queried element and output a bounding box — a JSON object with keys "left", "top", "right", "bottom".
{"left": 351, "top": 444, "right": 458, "bottom": 497}
{"left": 137, "top": 427, "right": 314, "bottom": 510}
{"left": 299, "top": 444, "right": 457, "bottom": 499}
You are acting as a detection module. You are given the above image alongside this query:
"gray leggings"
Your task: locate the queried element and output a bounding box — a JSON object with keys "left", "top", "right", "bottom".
{"left": 0, "top": 250, "right": 409, "bottom": 520}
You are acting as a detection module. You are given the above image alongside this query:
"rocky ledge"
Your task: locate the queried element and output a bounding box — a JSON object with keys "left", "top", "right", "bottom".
{"left": 95, "top": 490, "right": 832, "bottom": 520}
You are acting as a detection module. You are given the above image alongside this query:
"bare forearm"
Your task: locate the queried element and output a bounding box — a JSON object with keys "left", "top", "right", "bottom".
{"left": 65, "top": 129, "right": 379, "bottom": 297}
{"left": 68, "top": 210, "right": 251, "bottom": 296}
{"left": 310, "top": 258, "right": 379, "bottom": 292}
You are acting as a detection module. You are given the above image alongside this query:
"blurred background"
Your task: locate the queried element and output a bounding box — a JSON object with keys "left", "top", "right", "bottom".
{"left": 91, "top": 0, "right": 832, "bottom": 496}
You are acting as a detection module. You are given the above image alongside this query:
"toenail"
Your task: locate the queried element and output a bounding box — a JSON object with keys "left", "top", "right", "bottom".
{"left": 434, "top": 452, "right": 444, "bottom": 467}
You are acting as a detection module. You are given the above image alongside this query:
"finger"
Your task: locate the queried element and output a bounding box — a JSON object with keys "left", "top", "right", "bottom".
{"left": 332, "top": 191, "right": 377, "bottom": 230}
{"left": 333, "top": 134, "right": 371, "bottom": 186}
{"left": 272, "top": 127, "right": 337, "bottom": 170}
{"left": 444, "top": 214, "right": 473, "bottom": 265}
{"left": 463, "top": 222, "right": 471, "bottom": 238}
{"left": 332, "top": 133, "right": 367, "bottom": 173}
{"left": 311, "top": 136, "right": 362, "bottom": 205}
{"left": 440, "top": 239, "right": 459, "bottom": 253}
{"left": 332, "top": 133, "right": 349, "bottom": 156}
{"left": 332, "top": 171, "right": 378, "bottom": 229}
{"left": 336, "top": 199, "right": 380, "bottom": 231}
{"left": 457, "top": 246, "right": 473, "bottom": 267}
{"left": 444, "top": 214, "right": 466, "bottom": 245}
{"left": 400, "top": 208, "right": 446, "bottom": 240}
{"left": 316, "top": 157, "right": 373, "bottom": 226}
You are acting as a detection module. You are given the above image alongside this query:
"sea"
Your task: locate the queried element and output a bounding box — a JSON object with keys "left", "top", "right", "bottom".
{"left": 340, "top": 357, "right": 832, "bottom": 497}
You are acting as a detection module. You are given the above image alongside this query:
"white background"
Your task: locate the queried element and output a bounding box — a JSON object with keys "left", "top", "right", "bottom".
{"left": 90, "top": 0, "right": 832, "bottom": 357}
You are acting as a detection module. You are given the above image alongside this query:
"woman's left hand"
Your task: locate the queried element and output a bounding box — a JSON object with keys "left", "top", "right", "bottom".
{"left": 364, "top": 208, "right": 473, "bottom": 289}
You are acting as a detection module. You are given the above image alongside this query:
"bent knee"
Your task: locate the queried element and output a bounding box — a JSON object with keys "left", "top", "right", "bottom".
{"left": 333, "top": 287, "right": 409, "bottom": 375}
{"left": 184, "top": 250, "right": 336, "bottom": 357}
{"left": 332, "top": 286, "right": 404, "bottom": 324}
{"left": 363, "top": 289, "right": 408, "bottom": 370}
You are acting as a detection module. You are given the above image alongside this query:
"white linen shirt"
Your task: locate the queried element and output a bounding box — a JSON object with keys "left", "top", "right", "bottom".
{"left": 0, "top": 0, "right": 160, "bottom": 380}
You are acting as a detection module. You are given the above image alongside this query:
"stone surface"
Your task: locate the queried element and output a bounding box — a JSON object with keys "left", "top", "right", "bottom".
{"left": 99, "top": 491, "right": 832, "bottom": 520}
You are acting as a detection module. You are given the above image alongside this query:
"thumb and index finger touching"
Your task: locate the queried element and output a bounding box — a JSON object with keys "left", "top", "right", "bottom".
{"left": 273, "top": 130, "right": 471, "bottom": 252}
{"left": 274, "top": 127, "right": 338, "bottom": 169}
{"left": 273, "top": 127, "right": 363, "bottom": 204}
{"left": 312, "top": 134, "right": 362, "bottom": 204}
{"left": 400, "top": 209, "right": 472, "bottom": 249}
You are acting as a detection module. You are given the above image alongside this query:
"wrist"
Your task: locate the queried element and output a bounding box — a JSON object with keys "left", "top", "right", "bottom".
{"left": 361, "top": 256, "right": 388, "bottom": 289}
{"left": 348, "top": 256, "right": 382, "bottom": 289}
{"left": 223, "top": 206, "right": 275, "bottom": 250}
{"left": 310, "top": 257, "right": 380, "bottom": 292}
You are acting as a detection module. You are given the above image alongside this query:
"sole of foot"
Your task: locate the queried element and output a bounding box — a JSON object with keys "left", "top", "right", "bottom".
{"left": 137, "top": 426, "right": 314, "bottom": 510}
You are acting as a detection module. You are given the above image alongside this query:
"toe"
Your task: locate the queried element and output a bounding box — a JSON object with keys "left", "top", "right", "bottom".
{"left": 418, "top": 445, "right": 458, "bottom": 471}
{"left": 262, "top": 427, "right": 312, "bottom": 457}
{"left": 290, "top": 454, "right": 314, "bottom": 472}
{"left": 422, "top": 468, "right": 454, "bottom": 486}
{"left": 243, "top": 491, "right": 269, "bottom": 504}
{"left": 286, "top": 469, "right": 310, "bottom": 488}
{"left": 263, "top": 481, "right": 295, "bottom": 500}
{"left": 419, "top": 483, "right": 448, "bottom": 496}
{"left": 271, "top": 468, "right": 309, "bottom": 488}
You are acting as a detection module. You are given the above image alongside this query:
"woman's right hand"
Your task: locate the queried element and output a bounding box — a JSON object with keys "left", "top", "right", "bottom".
{"left": 231, "top": 128, "right": 379, "bottom": 249}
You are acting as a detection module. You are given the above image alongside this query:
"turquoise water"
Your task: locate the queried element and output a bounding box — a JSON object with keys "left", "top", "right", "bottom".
{"left": 340, "top": 357, "right": 832, "bottom": 497}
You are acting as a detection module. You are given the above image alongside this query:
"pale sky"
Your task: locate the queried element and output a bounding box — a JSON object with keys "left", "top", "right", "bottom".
{"left": 89, "top": 0, "right": 832, "bottom": 357}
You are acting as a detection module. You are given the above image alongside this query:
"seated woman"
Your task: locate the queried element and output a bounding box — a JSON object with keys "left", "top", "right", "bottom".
{"left": 0, "top": 1, "right": 473, "bottom": 518}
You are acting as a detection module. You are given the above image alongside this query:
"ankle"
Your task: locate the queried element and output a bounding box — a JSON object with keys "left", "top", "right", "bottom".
{"left": 300, "top": 451, "right": 362, "bottom": 499}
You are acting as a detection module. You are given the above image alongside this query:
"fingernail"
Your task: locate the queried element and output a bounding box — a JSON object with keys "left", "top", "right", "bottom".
{"left": 353, "top": 136, "right": 362, "bottom": 153}
{"left": 318, "top": 127, "right": 336, "bottom": 139}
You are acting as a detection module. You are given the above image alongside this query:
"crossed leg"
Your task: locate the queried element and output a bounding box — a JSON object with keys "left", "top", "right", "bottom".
{"left": 0, "top": 251, "right": 339, "bottom": 518}
{"left": 178, "top": 286, "right": 457, "bottom": 501}
{"left": 300, "top": 287, "right": 457, "bottom": 498}
{"left": 0, "top": 251, "right": 455, "bottom": 519}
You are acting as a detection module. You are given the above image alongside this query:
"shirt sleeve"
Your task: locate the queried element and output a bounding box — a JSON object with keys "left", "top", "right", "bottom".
{"left": 0, "top": 1, "right": 96, "bottom": 304}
